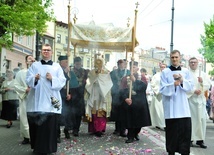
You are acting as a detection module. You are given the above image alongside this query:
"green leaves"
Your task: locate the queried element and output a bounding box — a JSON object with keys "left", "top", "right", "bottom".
{"left": 0, "top": 0, "right": 55, "bottom": 48}
{"left": 199, "top": 16, "right": 214, "bottom": 75}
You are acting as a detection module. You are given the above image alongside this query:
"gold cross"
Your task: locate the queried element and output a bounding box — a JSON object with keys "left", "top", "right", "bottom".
{"left": 135, "top": 2, "right": 140, "bottom": 9}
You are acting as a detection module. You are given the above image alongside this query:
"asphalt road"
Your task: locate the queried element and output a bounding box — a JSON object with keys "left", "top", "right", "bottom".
{"left": 0, "top": 119, "right": 213, "bottom": 155}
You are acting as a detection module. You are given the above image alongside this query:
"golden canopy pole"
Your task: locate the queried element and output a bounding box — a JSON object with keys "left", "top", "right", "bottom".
{"left": 129, "top": 2, "right": 139, "bottom": 99}
{"left": 125, "top": 17, "right": 130, "bottom": 60}
{"left": 73, "top": 13, "right": 77, "bottom": 57}
{"left": 67, "top": 0, "right": 71, "bottom": 95}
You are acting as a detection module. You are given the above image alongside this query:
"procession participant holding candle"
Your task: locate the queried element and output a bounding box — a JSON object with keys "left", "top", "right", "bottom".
{"left": 187, "top": 57, "right": 211, "bottom": 149}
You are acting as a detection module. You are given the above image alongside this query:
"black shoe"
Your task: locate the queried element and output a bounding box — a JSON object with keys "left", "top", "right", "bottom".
{"left": 6, "top": 121, "right": 12, "bottom": 128}
{"left": 95, "top": 132, "right": 102, "bottom": 137}
{"left": 196, "top": 142, "right": 207, "bottom": 149}
{"left": 190, "top": 141, "right": 193, "bottom": 147}
{"left": 64, "top": 129, "right": 70, "bottom": 139}
{"left": 22, "top": 138, "right": 30, "bottom": 144}
{"left": 119, "top": 132, "right": 127, "bottom": 137}
{"left": 125, "top": 139, "right": 134, "bottom": 143}
{"left": 156, "top": 126, "right": 161, "bottom": 129}
{"left": 134, "top": 135, "right": 140, "bottom": 141}
{"left": 73, "top": 131, "right": 79, "bottom": 137}
{"left": 57, "top": 137, "right": 61, "bottom": 143}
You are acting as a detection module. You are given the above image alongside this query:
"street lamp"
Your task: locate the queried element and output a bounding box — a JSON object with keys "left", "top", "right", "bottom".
{"left": 170, "top": 0, "right": 175, "bottom": 52}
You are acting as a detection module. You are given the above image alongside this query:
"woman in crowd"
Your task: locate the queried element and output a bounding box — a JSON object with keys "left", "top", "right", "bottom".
{"left": 0, "top": 70, "right": 19, "bottom": 128}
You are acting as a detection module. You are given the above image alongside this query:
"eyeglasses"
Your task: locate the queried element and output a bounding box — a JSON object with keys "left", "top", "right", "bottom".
{"left": 42, "top": 49, "right": 51, "bottom": 52}
{"left": 27, "top": 60, "right": 35, "bottom": 63}
{"left": 171, "top": 56, "right": 179, "bottom": 59}
{"left": 189, "top": 61, "right": 198, "bottom": 64}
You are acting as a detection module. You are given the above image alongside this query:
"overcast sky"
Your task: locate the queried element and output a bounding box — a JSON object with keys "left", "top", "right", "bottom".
{"left": 52, "top": 0, "right": 214, "bottom": 56}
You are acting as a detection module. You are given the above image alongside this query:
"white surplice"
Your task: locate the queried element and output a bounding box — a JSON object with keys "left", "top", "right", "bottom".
{"left": 26, "top": 62, "right": 66, "bottom": 114}
{"left": 14, "top": 69, "right": 30, "bottom": 139}
{"left": 160, "top": 68, "right": 194, "bottom": 119}
{"left": 150, "top": 72, "right": 165, "bottom": 128}
{"left": 188, "top": 69, "right": 211, "bottom": 141}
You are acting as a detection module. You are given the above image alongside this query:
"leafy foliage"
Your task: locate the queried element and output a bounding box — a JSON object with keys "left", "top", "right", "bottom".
{"left": 199, "top": 16, "right": 214, "bottom": 75}
{"left": 0, "top": 0, "right": 55, "bottom": 48}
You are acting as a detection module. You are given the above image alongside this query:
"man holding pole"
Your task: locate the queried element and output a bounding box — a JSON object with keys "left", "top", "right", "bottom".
{"left": 70, "top": 57, "right": 89, "bottom": 136}
{"left": 188, "top": 57, "right": 211, "bottom": 149}
{"left": 57, "top": 55, "right": 72, "bottom": 142}
{"left": 119, "top": 60, "right": 151, "bottom": 143}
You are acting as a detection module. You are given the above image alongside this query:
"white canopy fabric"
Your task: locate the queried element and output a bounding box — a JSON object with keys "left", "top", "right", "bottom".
{"left": 70, "top": 23, "right": 136, "bottom": 52}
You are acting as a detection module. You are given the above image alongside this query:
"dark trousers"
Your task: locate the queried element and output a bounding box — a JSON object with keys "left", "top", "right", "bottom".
{"left": 27, "top": 112, "right": 58, "bottom": 154}
{"left": 73, "top": 115, "right": 82, "bottom": 133}
{"left": 165, "top": 118, "right": 191, "bottom": 155}
{"left": 115, "top": 121, "right": 126, "bottom": 134}
{"left": 127, "top": 127, "right": 141, "bottom": 140}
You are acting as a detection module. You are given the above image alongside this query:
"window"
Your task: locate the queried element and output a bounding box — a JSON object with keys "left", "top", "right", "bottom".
{"left": 57, "top": 51, "right": 61, "bottom": 62}
{"left": 27, "top": 36, "right": 31, "bottom": 46}
{"left": 87, "top": 58, "right": 90, "bottom": 68}
{"left": 18, "top": 63, "right": 22, "bottom": 69}
{"left": 45, "top": 39, "right": 49, "bottom": 44}
{"left": 18, "top": 36, "right": 23, "bottom": 43}
{"left": 5, "top": 60, "right": 11, "bottom": 70}
{"left": 105, "top": 54, "right": 110, "bottom": 62}
{"left": 57, "top": 51, "right": 61, "bottom": 57}
{"left": 65, "top": 36, "right": 68, "bottom": 44}
{"left": 57, "top": 34, "right": 61, "bottom": 43}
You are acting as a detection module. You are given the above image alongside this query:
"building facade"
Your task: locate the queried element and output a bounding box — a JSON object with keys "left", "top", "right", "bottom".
{"left": 0, "top": 35, "right": 35, "bottom": 76}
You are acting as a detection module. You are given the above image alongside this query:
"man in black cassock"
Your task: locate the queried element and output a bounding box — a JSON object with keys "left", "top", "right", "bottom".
{"left": 57, "top": 55, "right": 72, "bottom": 142}
{"left": 69, "top": 57, "right": 89, "bottom": 136}
{"left": 110, "top": 59, "right": 130, "bottom": 137}
{"left": 119, "top": 61, "right": 151, "bottom": 143}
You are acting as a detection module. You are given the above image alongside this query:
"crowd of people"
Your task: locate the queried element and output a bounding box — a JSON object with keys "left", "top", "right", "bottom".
{"left": 0, "top": 45, "right": 214, "bottom": 155}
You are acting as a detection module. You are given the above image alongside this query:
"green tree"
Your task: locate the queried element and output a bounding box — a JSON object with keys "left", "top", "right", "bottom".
{"left": 199, "top": 16, "right": 214, "bottom": 75}
{"left": 0, "top": 0, "right": 55, "bottom": 48}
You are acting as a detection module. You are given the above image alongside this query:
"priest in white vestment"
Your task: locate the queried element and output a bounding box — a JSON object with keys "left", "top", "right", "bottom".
{"left": 150, "top": 63, "right": 166, "bottom": 130}
{"left": 85, "top": 59, "right": 112, "bottom": 137}
{"left": 14, "top": 55, "right": 35, "bottom": 144}
{"left": 187, "top": 57, "right": 211, "bottom": 149}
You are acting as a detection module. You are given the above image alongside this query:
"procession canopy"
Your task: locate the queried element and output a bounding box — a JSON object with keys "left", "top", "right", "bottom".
{"left": 70, "top": 22, "right": 137, "bottom": 52}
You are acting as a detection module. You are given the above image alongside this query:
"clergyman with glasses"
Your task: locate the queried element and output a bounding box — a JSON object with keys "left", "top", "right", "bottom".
{"left": 187, "top": 57, "right": 211, "bottom": 149}
{"left": 26, "top": 44, "right": 66, "bottom": 154}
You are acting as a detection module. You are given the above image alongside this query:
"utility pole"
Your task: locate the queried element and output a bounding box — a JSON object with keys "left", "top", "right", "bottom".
{"left": 67, "top": 0, "right": 71, "bottom": 58}
{"left": 170, "top": 0, "right": 175, "bottom": 52}
{"left": 35, "top": 31, "right": 40, "bottom": 61}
